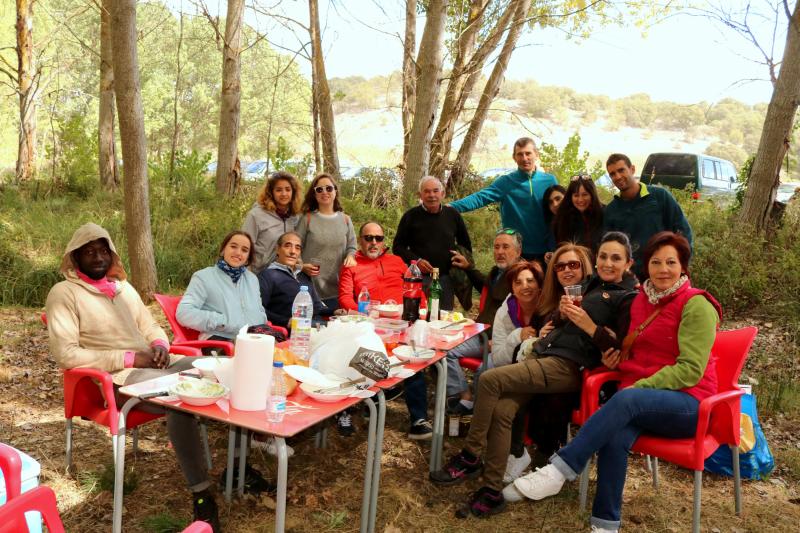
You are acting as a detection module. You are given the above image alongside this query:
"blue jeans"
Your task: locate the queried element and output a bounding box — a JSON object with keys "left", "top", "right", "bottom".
{"left": 550, "top": 388, "right": 699, "bottom": 530}
{"left": 403, "top": 372, "right": 428, "bottom": 423}
{"left": 445, "top": 335, "right": 487, "bottom": 397}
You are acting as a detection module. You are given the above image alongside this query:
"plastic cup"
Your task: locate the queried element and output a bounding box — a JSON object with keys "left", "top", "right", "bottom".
{"left": 564, "top": 285, "right": 583, "bottom": 306}
{"left": 367, "top": 300, "right": 381, "bottom": 319}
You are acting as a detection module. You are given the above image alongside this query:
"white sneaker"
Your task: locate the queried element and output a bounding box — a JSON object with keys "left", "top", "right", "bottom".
{"left": 501, "top": 482, "right": 527, "bottom": 503}
{"left": 502, "top": 448, "right": 532, "bottom": 483}
{"left": 512, "top": 464, "right": 566, "bottom": 500}
{"left": 251, "top": 437, "right": 294, "bottom": 457}
{"left": 590, "top": 525, "right": 618, "bottom": 533}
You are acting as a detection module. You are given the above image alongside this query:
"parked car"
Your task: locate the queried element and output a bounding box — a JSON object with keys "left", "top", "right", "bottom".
{"left": 205, "top": 161, "right": 217, "bottom": 176}
{"left": 641, "top": 152, "right": 738, "bottom": 200}
{"left": 244, "top": 160, "right": 269, "bottom": 182}
{"left": 776, "top": 181, "right": 800, "bottom": 203}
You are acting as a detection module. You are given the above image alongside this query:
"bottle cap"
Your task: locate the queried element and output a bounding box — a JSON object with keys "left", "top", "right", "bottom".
{"left": 300, "top": 286, "right": 309, "bottom": 291}
{"left": 273, "top": 361, "right": 284, "bottom": 368}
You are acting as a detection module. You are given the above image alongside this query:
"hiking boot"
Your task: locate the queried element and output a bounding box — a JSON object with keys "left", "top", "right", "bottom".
{"left": 429, "top": 449, "right": 483, "bottom": 486}
{"left": 335, "top": 409, "right": 355, "bottom": 437}
{"left": 192, "top": 489, "right": 221, "bottom": 532}
{"left": 455, "top": 486, "right": 507, "bottom": 519}
{"left": 591, "top": 525, "right": 619, "bottom": 533}
{"left": 408, "top": 419, "right": 433, "bottom": 441}
{"left": 502, "top": 448, "right": 531, "bottom": 484}
{"left": 219, "top": 464, "right": 276, "bottom": 494}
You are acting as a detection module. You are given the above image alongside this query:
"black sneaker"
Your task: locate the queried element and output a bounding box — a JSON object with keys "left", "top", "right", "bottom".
{"left": 455, "top": 486, "right": 506, "bottom": 519}
{"left": 429, "top": 449, "right": 483, "bottom": 486}
{"left": 219, "top": 464, "right": 276, "bottom": 494}
{"left": 408, "top": 419, "right": 433, "bottom": 441}
{"left": 192, "top": 489, "right": 221, "bottom": 532}
{"left": 446, "top": 399, "right": 474, "bottom": 416}
{"left": 335, "top": 409, "right": 355, "bottom": 437}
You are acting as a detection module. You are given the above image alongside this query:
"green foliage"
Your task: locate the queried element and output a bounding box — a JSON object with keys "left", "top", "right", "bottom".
{"left": 539, "top": 132, "right": 604, "bottom": 183}
{"left": 149, "top": 150, "right": 212, "bottom": 193}
{"left": 54, "top": 112, "right": 99, "bottom": 197}
{"left": 271, "top": 137, "right": 294, "bottom": 171}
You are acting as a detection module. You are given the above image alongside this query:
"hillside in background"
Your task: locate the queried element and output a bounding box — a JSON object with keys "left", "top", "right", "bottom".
{"left": 329, "top": 74, "right": 781, "bottom": 176}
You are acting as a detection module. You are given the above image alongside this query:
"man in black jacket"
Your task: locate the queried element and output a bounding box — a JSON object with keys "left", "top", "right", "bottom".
{"left": 446, "top": 229, "right": 522, "bottom": 414}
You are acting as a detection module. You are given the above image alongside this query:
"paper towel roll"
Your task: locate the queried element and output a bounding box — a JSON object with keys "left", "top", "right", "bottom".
{"left": 231, "top": 331, "right": 274, "bottom": 411}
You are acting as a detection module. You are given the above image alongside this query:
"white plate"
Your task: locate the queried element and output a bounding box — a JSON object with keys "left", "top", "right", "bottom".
{"left": 283, "top": 365, "right": 340, "bottom": 388}
{"left": 169, "top": 379, "right": 228, "bottom": 406}
{"left": 392, "top": 345, "right": 436, "bottom": 364}
{"left": 300, "top": 382, "right": 358, "bottom": 402}
{"left": 428, "top": 319, "right": 466, "bottom": 332}
{"left": 192, "top": 357, "right": 225, "bottom": 379}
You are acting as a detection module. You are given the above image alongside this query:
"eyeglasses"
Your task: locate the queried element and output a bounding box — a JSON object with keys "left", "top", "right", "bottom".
{"left": 570, "top": 174, "right": 592, "bottom": 182}
{"left": 314, "top": 185, "right": 335, "bottom": 194}
{"left": 496, "top": 228, "right": 518, "bottom": 236}
{"left": 361, "top": 234, "right": 385, "bottom": 243}
{"left": 553, "top": 260, "right": 582, "bottom": 273}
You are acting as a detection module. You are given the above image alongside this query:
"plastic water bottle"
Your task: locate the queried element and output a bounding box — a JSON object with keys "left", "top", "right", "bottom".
{"left": 289, "top": 286, "right": 313, "bottom": 361}
{"left": 357, "top": 286, "right": 370, "bottom": 315}
{"left": 267, "top": 361, "right": 287, "bottom": 423}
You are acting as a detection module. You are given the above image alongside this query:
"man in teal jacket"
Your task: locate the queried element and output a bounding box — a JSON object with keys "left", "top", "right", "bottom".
{"left": 603, "top": 153, "right": 693, "bottom": 278}
{"left": 450, "top": 138, "right": 557, "bottom": 261}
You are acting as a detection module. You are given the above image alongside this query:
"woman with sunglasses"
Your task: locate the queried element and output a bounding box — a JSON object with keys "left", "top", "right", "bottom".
{"left": 430, "top": 236, "right": 638, "bottom": 519}
{"left": 506, "top": 232, "right": 719, "bottom": 533}
{"left": 553, "top": 175, "right": 604, "bottom": 254}
{"left": 242, "top": 171, "right": 303, "bottom": 273}
{"left": 296, "top": 173, "right": 357, "bottom": 310}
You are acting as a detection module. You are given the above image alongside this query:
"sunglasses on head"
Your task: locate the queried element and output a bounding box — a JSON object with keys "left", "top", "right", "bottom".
{"left": 570, "top": 174, "right": 592, "bottom": 182}
{"left": 554, "top": 260, "right": 582, "bottom": 273}
{"left": 314, "top": 185, "right": 335, "bottom": 194}
{"left": 362, "top": 234, "right": 385, "bottom": 243}
{"left": 496, "top": 228, "right": 518, "bottom": 236}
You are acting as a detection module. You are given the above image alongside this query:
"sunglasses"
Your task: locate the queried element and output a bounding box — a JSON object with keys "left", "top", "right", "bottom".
{"left": 314, "top": 185, "right": 335, "bottom": 194}
{"left": 362, "top": 234, "right": 385, "bottom": 243}
{"left": 496, "top": 228, "right": 518, "bottom": 236}
{"left": 570, "top": 174, "right": 592, "bottom": 182}
{"left": 553, "top": 260, "right": 582, "bottom": 273}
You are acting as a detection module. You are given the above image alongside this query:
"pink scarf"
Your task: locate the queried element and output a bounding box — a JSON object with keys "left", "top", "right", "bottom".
{"left": 76, "top": 269, "right": 118, "bottom": 299}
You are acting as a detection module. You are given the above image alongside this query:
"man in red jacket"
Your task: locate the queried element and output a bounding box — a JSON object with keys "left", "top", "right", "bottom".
{"left": 338, "top": 221, "right": 432, "bottom": 440}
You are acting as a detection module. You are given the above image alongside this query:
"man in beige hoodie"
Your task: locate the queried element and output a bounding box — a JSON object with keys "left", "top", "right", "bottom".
{"left": 46, "top": 223, "right": 220, "bottom": 532}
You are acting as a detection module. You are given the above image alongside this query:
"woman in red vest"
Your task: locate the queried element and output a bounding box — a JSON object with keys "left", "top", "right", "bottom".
{"left": 505, "top": 232, "right": 721, "bottom": 533}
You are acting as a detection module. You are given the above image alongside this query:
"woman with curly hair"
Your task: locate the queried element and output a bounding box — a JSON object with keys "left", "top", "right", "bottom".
{"left": 242, "top": 171, "right": 303, "bottom": 273}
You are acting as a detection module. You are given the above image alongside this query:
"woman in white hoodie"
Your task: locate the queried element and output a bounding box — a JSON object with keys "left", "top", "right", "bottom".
{"left": 242, "top": 171, "right": 303, "bottom": 273}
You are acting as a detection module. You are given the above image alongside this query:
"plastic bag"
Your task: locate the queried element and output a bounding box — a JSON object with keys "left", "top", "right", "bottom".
{"left": 308, "top": 320, "right": 388, "bottom": 384}
{"left": 704, "top": 392, "right": 774, "bottom": 480}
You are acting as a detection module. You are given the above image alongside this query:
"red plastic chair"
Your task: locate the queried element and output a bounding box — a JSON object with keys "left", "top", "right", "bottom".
{"left": 579, "top": 327, "right": 758, "bottom": 533}
{"left": 153, "top": 293, "right": 236, "bottom": 355}
{"left": 0, "top": 486, "right": 65, "bottom": 533}
{"left": 181, "top": 521, "right": 213, "bottom": 533}
{"left": 63, "top": 344, "right": 202, "bottom": 470}
{"left": 0, "top": 443, "right": 22, "bottom": 501}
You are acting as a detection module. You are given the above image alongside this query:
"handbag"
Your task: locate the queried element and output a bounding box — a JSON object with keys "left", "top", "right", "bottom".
{"left": 619, "top": 307, "right": 661, "bottom": 361}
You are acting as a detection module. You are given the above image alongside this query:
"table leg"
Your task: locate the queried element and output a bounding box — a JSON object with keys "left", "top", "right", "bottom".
{"left": 225, "top": 427, "right": 236, "bottom": 502}
{"left": 360, "top": 398, "right": 377, "bottom": 533}
{"left": 112, "top": 397, "right": 140, "bottom": 533}
{"left": 368, "top": 390, "right": 386, "bottom": 533}
{"left": 274, "top": 437, "right": 289, "bottom": 533}
{"left": 430, "top": 358, "right": 447, "bottom": 472}
{"left": 238, "top": 428, "right": 249, "bottom": 497}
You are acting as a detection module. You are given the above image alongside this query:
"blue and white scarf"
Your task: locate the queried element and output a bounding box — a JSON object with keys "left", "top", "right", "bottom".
{"left": 216, "top": 258, "right": 246, "bottom": 284}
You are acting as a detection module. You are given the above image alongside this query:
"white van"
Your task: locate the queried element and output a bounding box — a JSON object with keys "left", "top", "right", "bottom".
{"left": 641, "top": 153, "right": 738, "bottom": 199}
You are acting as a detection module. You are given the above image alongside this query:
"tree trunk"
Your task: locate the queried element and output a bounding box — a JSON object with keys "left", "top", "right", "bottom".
{"left": 215, "top": 0, "right": 244, "bottom": 195}
{"left": 169, "top": 11, "right": 184, "bottom": 181}
{"left": 15, "top": 0, "right": 36, "bottom": 183}
{"left": 311, "top": 59, "right": 321, "bottom": 174}
{"left": 430, "top": 3, "right": 517, "bottom": 180}
{"left": 111, "top": 0, "right": 158, "bottom": 299}
{"left": 739, "top": 1, "right": 800, "bottom": 232}
{"left": 98, "top": 0, "right": 118, "bottom": 191}
{"left": 404, "top": 0, "right": 449, "bottom": 203}
{"left": 309, "top": 0, "right": 339, "bottom": 178}
{"left": 428, "top": 0, "right": 487, "bottom": 178}
{"left": 449, "top": 0, "right": 531, "bottom": 193}
{"left": 401, "top": 0, "right": 417, "bottom": 166}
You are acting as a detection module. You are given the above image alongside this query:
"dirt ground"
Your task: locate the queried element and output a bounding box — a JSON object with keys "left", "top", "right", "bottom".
{"left": 1, "top": 306, "right": 798, "bottom": 532}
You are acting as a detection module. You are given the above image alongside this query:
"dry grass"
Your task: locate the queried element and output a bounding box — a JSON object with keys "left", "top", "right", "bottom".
{"left": 1, "top": 306, "right": 798, "bottom": 532}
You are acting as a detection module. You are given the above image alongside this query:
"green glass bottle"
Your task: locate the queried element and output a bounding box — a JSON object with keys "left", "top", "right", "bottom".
{"left": 429, "top": 268, "right": 442, "bottom": 321}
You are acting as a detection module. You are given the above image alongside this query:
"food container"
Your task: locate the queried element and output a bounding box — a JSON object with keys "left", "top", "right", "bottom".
{"left": 373, "top": 318, "right": 410, "bottom": 350}
{"left": 170, "top": 379, "right": 228, "bottom": 406}
{"left": 376, "top": 302, "right": 402, "bottom": 319}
